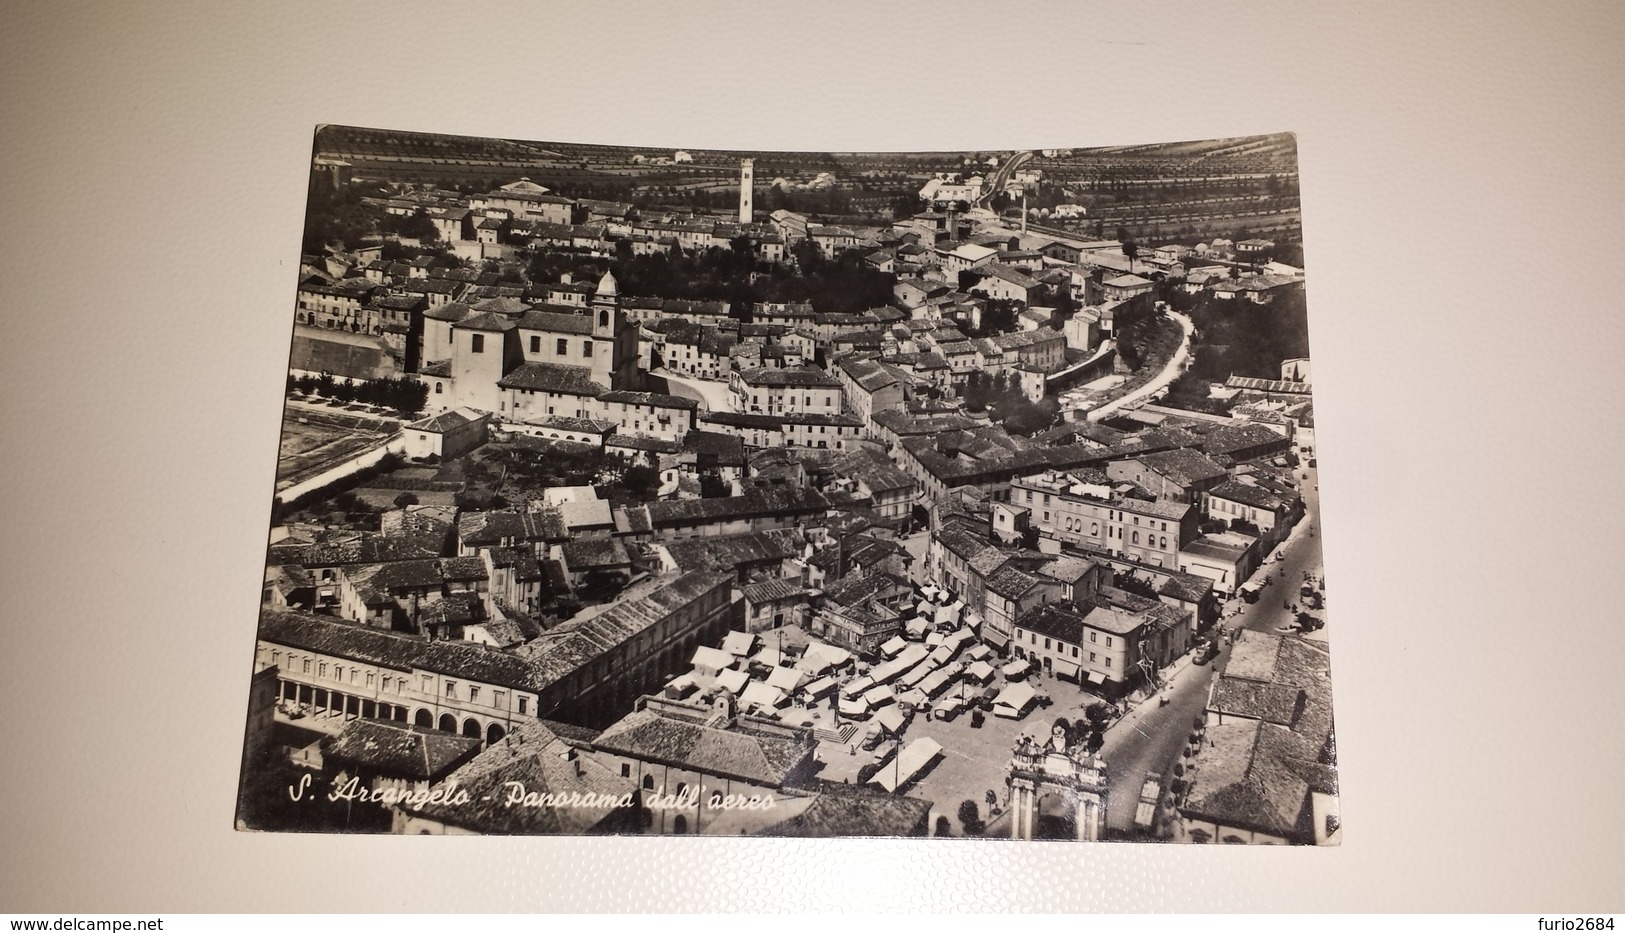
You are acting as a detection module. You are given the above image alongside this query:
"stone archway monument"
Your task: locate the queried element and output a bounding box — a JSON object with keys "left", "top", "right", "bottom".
{"left": 1006, "top": 723, "right": 1108, "bottom": 841}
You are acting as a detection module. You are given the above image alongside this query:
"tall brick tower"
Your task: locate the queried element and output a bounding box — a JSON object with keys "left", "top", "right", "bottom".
{"left": 738, "top": 158, "right": 754, "bottom": 224}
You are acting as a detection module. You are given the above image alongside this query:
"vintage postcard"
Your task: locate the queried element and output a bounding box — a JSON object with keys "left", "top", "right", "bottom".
{"left": 237, "top": 126, "right": 1336, "bottom": 843}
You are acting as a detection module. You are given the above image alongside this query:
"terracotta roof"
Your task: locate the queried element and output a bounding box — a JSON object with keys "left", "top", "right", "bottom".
{"left": 1208, "top": 478, "right": 1290, "bottom": 511}
{"left": 593, "top": 708, "right": 812, "bottom": 786}
{"left": 599, "top": 390, "right": 699, "bottom": 411}
{"left": 497, "top": 362, "right": 604, "bottom": 395}
{"left": 395, "top": 719, "right": 635, "bottom": 834}
{"left": 453, "top": 310, "right": 517, "bottom": 333}
{"left": 757, "top": 781, "right": 931, "bottom": 837}
{"left": 321, "top": 719, "right": 482, "bottom": 781}
{"left": 1132, "top": 448, "right": 1228, "bottom": 486}
{"left": 517, "top": 309, "right": 593, "bottom": 335}
{"left": 739, "top": 365, "right": 841, "bottom": 388}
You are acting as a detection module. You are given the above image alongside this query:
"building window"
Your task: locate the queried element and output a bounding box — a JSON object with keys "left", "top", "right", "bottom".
{"left": 471, "top": 334, "right": 484, "bottom": 353}
{"left": 318, "top": 662, "right": 327, "bottom": 678}
{"left": 558, "top": 338, "right": 568, "bottom": 355}
{"left": 445, "top": 681, "right": 456, "bottom": 698}
{"left": 434, "top": 382, "right": 443, "bottom": 394}
{"left": 1106, "top": 636, "right": 1113, "bottom": 648}
{"left": 518, "top": 697, "right": 528, "bottom": 715}
{"left": 530, "top": 335, "right": 541, "bottom": 353}
{"left": 494, "top": 690, "right": 505, "bottom": 707}
{"left": 1106, "top": 657, "right": 1112, "bottom": 667}
{"left": 583, "top": 339, "right": 593, "bottom": 357}
{"left": 469, "top": 686, "right": 479, "bottom": 702}
{"left": 302, "top": 658, "right": 311, "bottom": 673}
{"left": 599, "top": 310, "right": 609, "bottom": 327}
{"left": 621, "top": 763, "right": 632, "bottom": 778}
{"left": 1090, "top": 632, "right": 1097, "bottom": 643}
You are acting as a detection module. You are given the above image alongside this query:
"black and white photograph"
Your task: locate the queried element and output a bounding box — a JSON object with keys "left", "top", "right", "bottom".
{"left": 238, "top": 126, "right": 1336, "bottom": 843}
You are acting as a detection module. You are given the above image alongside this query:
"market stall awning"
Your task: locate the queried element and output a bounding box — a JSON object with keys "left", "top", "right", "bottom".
{"left": 840, "top": 674, "right": 876, "bottom": 698}
{"left": 1053, "top": 657, "right": 1081, "bottom": 678}
{"left": 739, "top": 681, "right": 786, "bottom": 713}
{"left": 714, "top": 667, "right": 750, "bottom": 695}
{"left": 663, "top": 674, "right": 697, "bottom": 699}
{"left": 898, "top": 661, "right": 937, "bottom": 688}
{"left": 993, "top": 681, "right": 1037, "bottom": 717}
{"left": 895, "top": 689, "right": 929, "bottom": 711}
{"left": 690, "top": 645, "right": 734, "bottom": 673}
{"left": 873, "top": 706, "right": 907, "bottom": 734}
{"left": 862, "top": 684, "right": 897, "bottom": 708}
{"left": 721, "top": 630, "right": 756, "bottom": 656}
{"left": 797, "top": 643, "right": 850, "bottom": 675}
{"left": 766, "top": 665, "right": 807, "bottom": 693}
{"left": 928, "top": 643, "right": 957, "bottom": 666}
{"left": 905, "top": 617, "right": 929, "bottom": 638}
{"left": 1087, "top": 670, "right": 1107, "bottom": 685}
{"left": 918, "top": 667, "right": 954, "bottom": 697}
{"left": 838, "top": 697, "right": 869, "bottom": 718}
{"left": 879, "top": 635, "right": 908, "bottom": 658}
{"left": 800, "top": 674, "right": 839, "bottom": 698}
{"left": 963, "top": 660, "right": 995, "bottom": 683}
{"left": 982, "top": 627, "right": 1009, "bottom": 649}
{"left": 868, "top": 737, "right": 943, "bottom": 793}
{"left": 1002, "top": 658, "right": 1029, "bottom": 678}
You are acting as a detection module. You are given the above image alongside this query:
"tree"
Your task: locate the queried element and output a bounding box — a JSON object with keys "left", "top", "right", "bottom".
{"left": 578, "top": 571, "right": 626, "bottom": 604}
{"left": 397, "top": 207, "right": 438, "bottom": 243}
{"left": 957, "top": 799, "right": 982, "bottom": 834}
{"left": 392, "top": 492, "right": 419, "bottom": 509}
{"left": 935, "top": 815, "right": 952, "bottom": 836}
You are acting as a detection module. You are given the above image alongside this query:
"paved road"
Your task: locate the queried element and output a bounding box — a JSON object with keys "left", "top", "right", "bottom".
{"left": 1086, "top": 310, "right": 1193, "bottom": 423}
{"left": 650, "top": 367, "right": 735, "bottom": 414}
{"left": 1097, "top": 445, "right": 1325, "bottom": 834}
{"left": 1097, "top": 648, "right": 1217, "bottom": 835}
{"left": 1226, "top": 454, "right": 1325, "bottom": 640}
{"left": 978, "top": 150, "right": 1034, "bottom": 207}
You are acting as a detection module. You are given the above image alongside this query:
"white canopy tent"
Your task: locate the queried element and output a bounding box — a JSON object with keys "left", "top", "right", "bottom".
{"left": 721, "top": 630, "right": 757, "bottom": 657}
{"left": 993, "top": 681, "right": 1037, "bottom": 718}
{"left": 714, "top": 667, "right": 750, "bottom": 696}
{"left": 690, "top": 645, "right": 734, "bottom": 675}
{"left": 766, "top": 665, "right": 807, "bottom": 693}
{"left": 739, "top": 681, "right": 787, "bottom": 713}
{"left": 868, "top": 737, "right": 944, "bottom": 793}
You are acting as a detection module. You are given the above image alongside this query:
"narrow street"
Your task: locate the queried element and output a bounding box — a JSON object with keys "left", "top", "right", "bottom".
{"left": 1098, "top": 651, "right": 1216, "bottom": 834}
{"left": 1086, "top": 310, "right": 1194, "bottom": 422}
{"left": 649, "top": 367, "right": 735, "bottom": 413}
{"left": 1098, "top": 447, "right": 1325, "bottom": 834}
